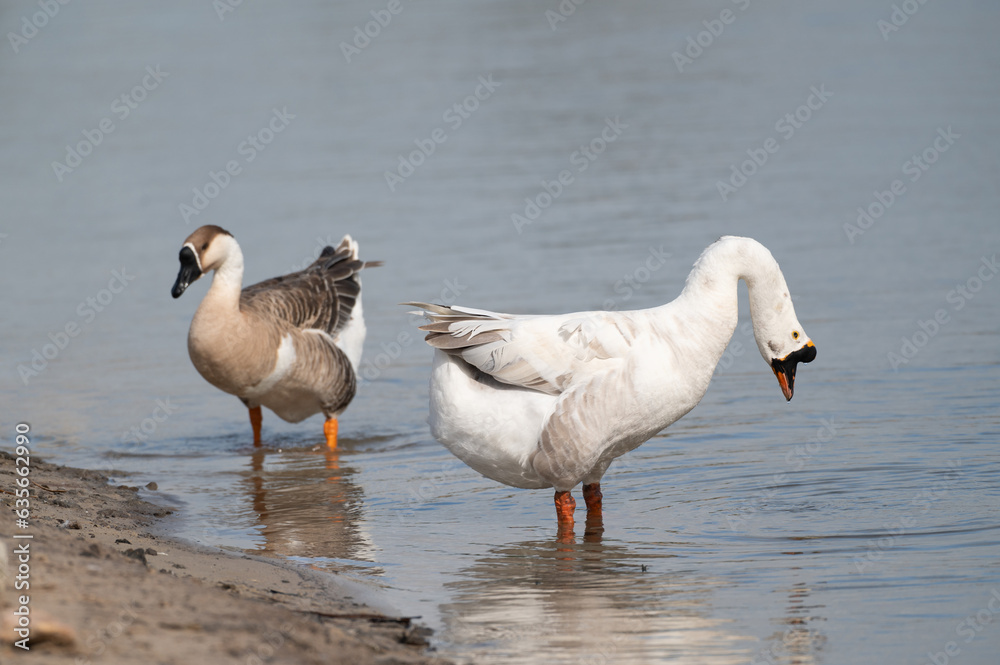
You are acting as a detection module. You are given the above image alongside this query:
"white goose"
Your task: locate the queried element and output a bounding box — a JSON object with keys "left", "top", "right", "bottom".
{"left": 408, "top": 236, "right": 816, "bottom": 526}
{"left": 171, "top": 225, "right": 380, "bottom": 449}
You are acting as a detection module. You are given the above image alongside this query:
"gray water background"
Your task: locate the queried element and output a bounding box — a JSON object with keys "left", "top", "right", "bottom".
{"left": 2, "top": 1, "right": 999, "bottom": 663}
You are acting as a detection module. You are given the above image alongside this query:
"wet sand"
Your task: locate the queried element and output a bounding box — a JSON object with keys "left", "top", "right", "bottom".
{"left": 0, "top": 451, "right": 449, "bottom": 664}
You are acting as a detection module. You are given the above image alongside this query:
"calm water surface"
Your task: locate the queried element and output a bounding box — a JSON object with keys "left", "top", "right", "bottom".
{"left": 2, "top": 1, "right": 999, "bottom": 663}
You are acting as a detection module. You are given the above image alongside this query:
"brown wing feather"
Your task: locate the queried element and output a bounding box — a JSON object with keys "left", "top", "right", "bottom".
{"left": 241, "top": 237, "right": 380, "bottom": 337}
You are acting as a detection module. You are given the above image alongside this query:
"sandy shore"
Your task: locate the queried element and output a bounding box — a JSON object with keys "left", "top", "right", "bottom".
{"left": 0, "top": 451, "right": 450, "bottom": 664}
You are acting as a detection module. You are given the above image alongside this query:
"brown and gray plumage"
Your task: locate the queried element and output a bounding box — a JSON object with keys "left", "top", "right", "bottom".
{"left": 171, "top": 225, "right": 380, "bottom": 448}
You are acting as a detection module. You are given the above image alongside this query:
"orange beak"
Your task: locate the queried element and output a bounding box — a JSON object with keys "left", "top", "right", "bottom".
{"left": 770, "top": 341, "right": 816, "bottom": 402}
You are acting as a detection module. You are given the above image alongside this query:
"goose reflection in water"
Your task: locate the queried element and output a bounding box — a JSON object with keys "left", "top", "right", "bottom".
{"left": 438, "top": 533, "right": 747, "bottom": 665}
{"left": 439, "top": 530, "right": 827, "bottom": 665}
{"left": 242, "top": 440, "right": 375, "bottom": 564}
{"left": 751, "top": 575, "right": 826, "bottom": 665}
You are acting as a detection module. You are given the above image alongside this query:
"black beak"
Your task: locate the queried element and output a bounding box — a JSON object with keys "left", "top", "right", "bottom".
{"left": 770, "top": 341, "right": 816, "bottom": 401}
{"left": 171, "top": 246, "right": 202, "bottom": 298}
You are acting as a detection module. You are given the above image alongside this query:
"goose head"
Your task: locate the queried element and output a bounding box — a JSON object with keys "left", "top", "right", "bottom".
{"left": 171, "top": 225, "right": 237, "bottom": 298}
{"left": 749, "top": 290, "right": 816, "bottom": 402}
{"left": 767, "top": 336, "right": 816, "bottom": 402}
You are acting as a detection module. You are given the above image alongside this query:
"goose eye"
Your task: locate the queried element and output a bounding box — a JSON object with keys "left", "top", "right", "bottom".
{"left": 792, "top": 331, "right": 800, "bottom": 340}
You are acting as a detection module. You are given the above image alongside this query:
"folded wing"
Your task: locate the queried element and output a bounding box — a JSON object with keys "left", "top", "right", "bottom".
{"left": 407, "top": 302, "right": 635, "bottom": 395}
{"left": 243, "top": 236, "right": 380, "bottom": 338}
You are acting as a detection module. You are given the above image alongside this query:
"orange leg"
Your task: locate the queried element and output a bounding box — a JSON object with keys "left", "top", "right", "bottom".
{"left": 583, "top": 482, "right": 603, "bottom": 515}
{"left": 323, "top": 418, "right": 339, "bottom": 451}
{"left": 248, "top": 406, "right": 262, "bottom": 446}
{"left": 556, "top": 523, "right": 576, "bottom": 545}
{"left": 582, "top": 483, "right": 604, "bottom": 542}
{"left": 554, "top": 490, "right": 576, "bottom": 525}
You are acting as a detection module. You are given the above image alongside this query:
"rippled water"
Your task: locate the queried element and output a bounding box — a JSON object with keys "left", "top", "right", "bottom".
{"left": 3, "top": 1, "right": 999, "bottom": 663}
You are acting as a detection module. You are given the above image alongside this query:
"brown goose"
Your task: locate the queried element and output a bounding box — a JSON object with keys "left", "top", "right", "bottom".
{"left": 171, "top": 225, "right": 380, "bottom": 449}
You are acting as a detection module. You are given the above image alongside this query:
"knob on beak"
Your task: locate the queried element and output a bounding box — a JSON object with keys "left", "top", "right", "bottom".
{"left": 172, "top": 246, "right": 202, "bottom": 298}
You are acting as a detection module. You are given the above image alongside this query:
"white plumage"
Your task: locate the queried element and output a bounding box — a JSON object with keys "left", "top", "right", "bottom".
{"left": 408, "top": 236, "right": 816, "bottom": 524}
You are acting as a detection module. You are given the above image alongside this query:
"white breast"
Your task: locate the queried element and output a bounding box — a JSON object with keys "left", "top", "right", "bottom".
{"left": 244, "top": 333, "right": 297, "bottom": 400}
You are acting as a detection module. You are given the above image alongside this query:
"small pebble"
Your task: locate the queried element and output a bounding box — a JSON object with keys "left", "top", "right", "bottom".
{"left": 123, "top": 548, "right": 148, "bottom": 565}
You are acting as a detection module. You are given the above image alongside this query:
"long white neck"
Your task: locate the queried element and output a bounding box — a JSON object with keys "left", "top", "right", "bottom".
{"left": 670, "top": 236, "right": 790, "bottom": 369}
